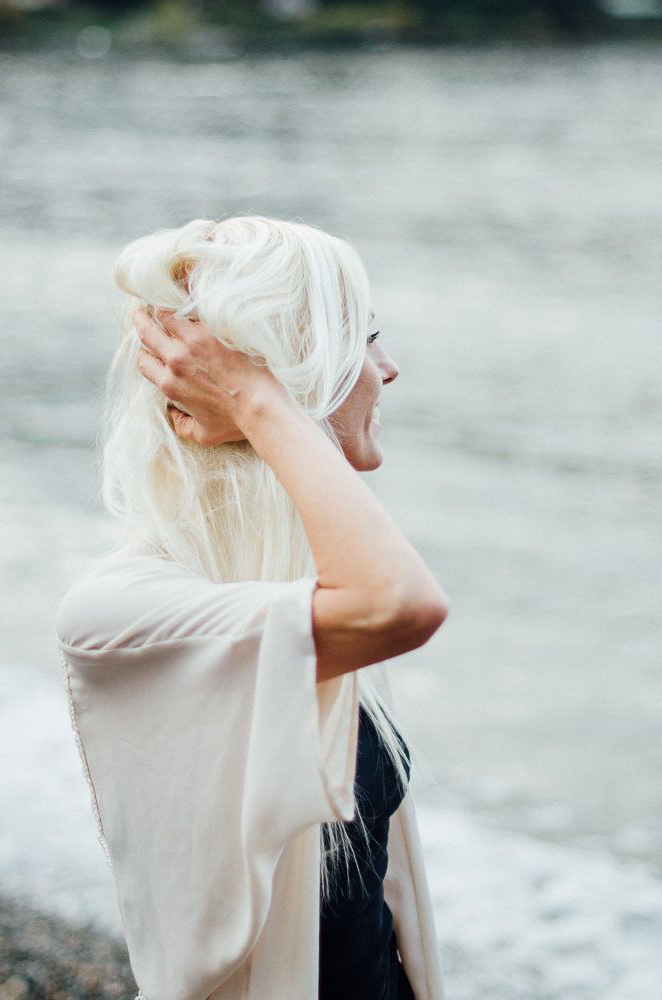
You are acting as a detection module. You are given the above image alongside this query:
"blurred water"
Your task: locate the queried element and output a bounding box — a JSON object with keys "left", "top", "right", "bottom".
{"left": 1, "top": 44, "right": 660, "bottom": 998}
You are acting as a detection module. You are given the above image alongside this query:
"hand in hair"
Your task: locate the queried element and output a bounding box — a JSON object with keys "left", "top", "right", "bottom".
{"left": 134, "top": 307, "right": 282, "bottom": 447}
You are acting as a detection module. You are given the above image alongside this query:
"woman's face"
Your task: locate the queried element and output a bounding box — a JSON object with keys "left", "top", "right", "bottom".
{"left": 329, "top": 323, "right": 399, "bottom": 472}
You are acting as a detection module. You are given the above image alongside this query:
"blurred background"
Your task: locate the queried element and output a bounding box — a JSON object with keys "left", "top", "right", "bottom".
{"left": 1, "top": 2, "right": 661, "bottom": 998}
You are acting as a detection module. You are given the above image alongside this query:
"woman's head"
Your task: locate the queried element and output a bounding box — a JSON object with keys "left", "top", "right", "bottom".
{"left": 114, "top": 214, "right": 399, "bottom": 474}
{"left": 103, "top": 215, "right": 397, "bottom": 579}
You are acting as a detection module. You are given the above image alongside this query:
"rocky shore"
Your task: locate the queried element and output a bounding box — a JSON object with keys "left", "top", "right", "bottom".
{"left": 0, "top": 896, "right": 136, "bottom": 1000}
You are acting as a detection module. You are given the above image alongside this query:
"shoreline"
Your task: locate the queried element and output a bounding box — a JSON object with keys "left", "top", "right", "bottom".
{"left": 0, "top": 895, "right": 136, "bottom": 1000}
{"left": 2, "top": 5, "right": 662, "bottom": 58}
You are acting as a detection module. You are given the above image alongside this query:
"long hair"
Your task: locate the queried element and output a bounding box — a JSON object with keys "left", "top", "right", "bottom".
{"left": 102, "top": 215, "right": 412, "bottom": 901}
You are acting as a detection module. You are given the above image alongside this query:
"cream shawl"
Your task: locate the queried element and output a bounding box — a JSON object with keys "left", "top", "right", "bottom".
{"left": 56, "top": 553, "right": 445, "bottom": 1000}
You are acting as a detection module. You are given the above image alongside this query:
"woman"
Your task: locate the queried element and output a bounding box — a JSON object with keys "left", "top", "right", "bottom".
{"left": 56, "top": 216, "right": 449, "bottom": 1000}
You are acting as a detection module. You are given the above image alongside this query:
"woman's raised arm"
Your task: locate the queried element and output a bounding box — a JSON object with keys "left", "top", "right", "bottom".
{"left": 135, "top": 308, "right": 449, "bottom": 683}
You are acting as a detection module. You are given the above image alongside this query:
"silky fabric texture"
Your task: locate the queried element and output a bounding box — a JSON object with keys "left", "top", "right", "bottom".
{"left": 319, "top": 704, "right": 412, "bottom": 999}
{"left": 56, "top": 552, "right": 445, "bottom": 1000}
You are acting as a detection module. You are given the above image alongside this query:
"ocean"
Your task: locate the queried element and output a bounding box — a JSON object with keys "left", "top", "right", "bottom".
{"left": 0, "top": 43, "right": 660, "bottom": 997}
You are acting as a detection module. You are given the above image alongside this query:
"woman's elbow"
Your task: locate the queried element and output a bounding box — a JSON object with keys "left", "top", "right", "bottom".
{"left": 410, "top": 589, "right": 449, "bottom": 638}
{"left": 388, "top": 584, "right": 450, "bottom": 649}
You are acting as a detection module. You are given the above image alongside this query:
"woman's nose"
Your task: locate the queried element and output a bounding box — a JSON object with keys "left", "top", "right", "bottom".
{"left": 381, "top": 351, "right": 399, "bottom": 385}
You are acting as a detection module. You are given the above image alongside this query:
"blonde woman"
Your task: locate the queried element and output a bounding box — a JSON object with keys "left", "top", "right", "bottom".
{"left": 56, "top": 216, "right": 449, "bottom": 1000}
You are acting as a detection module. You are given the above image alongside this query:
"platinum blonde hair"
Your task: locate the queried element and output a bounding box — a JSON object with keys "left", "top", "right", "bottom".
{"left": 103, "top": 215, "right": 411, "bottom": 902}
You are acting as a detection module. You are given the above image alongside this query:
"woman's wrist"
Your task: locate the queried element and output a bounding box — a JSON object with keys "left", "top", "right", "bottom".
{"left": 231, "top": 375, "right": 300, "bottom": 441}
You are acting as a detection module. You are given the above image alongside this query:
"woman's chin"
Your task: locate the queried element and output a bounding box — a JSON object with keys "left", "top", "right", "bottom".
{"left": 354, "top": 439, "right": 384, "bottom": 472}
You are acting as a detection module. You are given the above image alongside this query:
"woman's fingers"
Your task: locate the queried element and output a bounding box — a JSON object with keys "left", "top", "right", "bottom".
{"left": 133, "top": 305, "right": 255, "bottom": 448}
{"left": 137, "top": 347, "right": 184, "bottom": 407}
{"left": 134, "top": 307, "right": 177, "bottom": 364}
{"left": 134, "top": 310, "right": 200, "bottom": 410}
{"left": 155, "top": 307, "right": 199, "bottom": 344}
{"left": 166, "top": 403, "right": 198, "bottom": 443}
{"left": 136, "top": 347, "right": 166, "bottom": 386}
{"left": 139, "top": 353, "right": 199, "bottom": 444}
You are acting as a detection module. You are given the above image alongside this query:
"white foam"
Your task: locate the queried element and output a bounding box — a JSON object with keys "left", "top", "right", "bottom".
{"left": 416, "top": 802, "right": 662, "bottom": 1000}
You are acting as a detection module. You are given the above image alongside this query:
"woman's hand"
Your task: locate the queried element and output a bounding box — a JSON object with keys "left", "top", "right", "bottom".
{"left": 134, "top": 307, "right": 280, "bottom": 447}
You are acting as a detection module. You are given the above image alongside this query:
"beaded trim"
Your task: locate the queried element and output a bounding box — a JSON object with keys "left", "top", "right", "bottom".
{"left": 58, "top": 647, "right": 114, "bottom": 873}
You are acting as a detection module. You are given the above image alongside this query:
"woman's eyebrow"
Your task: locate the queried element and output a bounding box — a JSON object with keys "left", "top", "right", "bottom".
{"left": 369, "top": 310, "right": 375, "bottom": 323}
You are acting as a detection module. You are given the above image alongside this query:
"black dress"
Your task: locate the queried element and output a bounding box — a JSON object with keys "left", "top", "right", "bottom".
{"left": 319, "top": 704, "right": 415, "bottom": 1000}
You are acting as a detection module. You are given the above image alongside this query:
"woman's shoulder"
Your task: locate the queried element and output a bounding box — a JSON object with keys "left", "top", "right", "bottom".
{"left": 58, "top": 549, "right": 198, "bottom": 606}
{"left": 55, "top": 549, "right": 316, "bottom": 654}
{"left": 55, "top": 550, "right": 196, "bottom": 651}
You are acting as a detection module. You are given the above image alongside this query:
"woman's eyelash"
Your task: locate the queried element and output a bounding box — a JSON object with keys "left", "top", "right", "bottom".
{"left": 368, "top": 330, "right": 380, "bottom": 344}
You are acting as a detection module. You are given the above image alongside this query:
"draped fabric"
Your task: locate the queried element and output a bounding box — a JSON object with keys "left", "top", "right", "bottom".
{"left": 56, "top": 552, "right": 445, "bottom": 1000}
